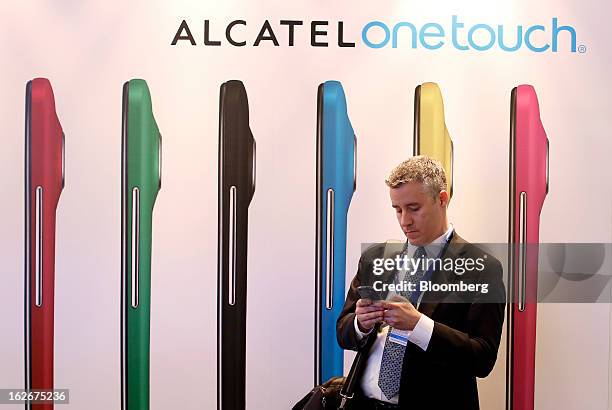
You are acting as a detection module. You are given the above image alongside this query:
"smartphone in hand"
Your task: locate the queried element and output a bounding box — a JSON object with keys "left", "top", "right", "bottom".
{"left": 357, "top": 285, "right": 382, "bottom": 301}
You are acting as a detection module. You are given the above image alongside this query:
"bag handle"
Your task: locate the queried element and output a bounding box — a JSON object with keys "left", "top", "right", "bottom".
{"left": 338, "top": 321, "right": 379, "bottom": 409}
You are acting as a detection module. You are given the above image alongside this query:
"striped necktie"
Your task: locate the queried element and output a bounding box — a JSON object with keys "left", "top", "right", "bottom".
{"left": 377, "top": 246, "right": 427, "bottom": 400}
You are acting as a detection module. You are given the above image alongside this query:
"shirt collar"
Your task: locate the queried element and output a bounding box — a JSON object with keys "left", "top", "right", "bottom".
{"left": 404, "top": 223, "right": 454, "bottom": 258}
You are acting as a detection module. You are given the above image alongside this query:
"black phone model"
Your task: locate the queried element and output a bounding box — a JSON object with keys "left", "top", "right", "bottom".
{"left": 217, "top": 80, "right": 256, "bottom": 410}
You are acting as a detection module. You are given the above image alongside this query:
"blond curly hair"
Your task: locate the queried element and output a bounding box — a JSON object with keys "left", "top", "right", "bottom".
{"left": 385, "top": 156, "right": 447, "bottom": 198}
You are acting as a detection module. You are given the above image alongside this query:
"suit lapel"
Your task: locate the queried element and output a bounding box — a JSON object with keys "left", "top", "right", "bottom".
{"left": 371, "top": 241, "right": 404, "bottom": 300}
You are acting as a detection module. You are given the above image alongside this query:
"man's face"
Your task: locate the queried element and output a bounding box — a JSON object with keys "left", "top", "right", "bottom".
{"left": 389, "top": 182, "right": 449, "bottom": 246}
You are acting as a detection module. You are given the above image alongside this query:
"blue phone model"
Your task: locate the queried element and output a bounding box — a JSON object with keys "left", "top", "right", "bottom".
{"left": 315, "top": 80, "right": 356, "bottom": 385}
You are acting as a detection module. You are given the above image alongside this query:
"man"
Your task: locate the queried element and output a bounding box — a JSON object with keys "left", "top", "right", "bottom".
{"left": 336, "top": 156, "right": 505, "bottom": 410}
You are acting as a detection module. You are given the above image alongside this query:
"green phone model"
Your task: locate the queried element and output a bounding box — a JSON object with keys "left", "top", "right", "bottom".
{"left": 120, "top": 79, "right": 162, "bottom": 410}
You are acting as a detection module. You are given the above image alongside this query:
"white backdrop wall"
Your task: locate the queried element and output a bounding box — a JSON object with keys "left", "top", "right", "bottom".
{"left": 1, "top": 1, "right": 611, "bottom": 409}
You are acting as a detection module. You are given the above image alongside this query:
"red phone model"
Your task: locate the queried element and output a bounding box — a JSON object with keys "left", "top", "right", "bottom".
{"left": 24, "top": 78, "right": 65, "bottom": 410}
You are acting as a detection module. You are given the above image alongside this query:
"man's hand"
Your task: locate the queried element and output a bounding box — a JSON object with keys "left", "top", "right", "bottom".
{"left": 381, "top": 298, "right": 422, "bottom": 331}
{"left": 355, "top": 298, "right": 384, "bottom": 333}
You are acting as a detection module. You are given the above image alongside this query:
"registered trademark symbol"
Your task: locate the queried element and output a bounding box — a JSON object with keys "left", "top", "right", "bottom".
{"left": 578, "top": 45, "right": 587, "bottom": 53}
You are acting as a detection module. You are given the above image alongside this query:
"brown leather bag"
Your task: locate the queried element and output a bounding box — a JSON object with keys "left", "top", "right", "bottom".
{"left": 292, "top": 324, "right": 379, "bottom": 410}
{"left": 291, "top": 377, "right": 346, "bottom": 410}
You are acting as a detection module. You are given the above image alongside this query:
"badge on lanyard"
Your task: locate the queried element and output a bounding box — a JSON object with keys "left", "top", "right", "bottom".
{"left": 388, "top": 328, "right": 409, "bottom": 347}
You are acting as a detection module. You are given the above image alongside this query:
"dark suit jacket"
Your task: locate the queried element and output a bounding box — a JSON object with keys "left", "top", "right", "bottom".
{"left": 336, "top": 233, "right": 506, "bottom": 410}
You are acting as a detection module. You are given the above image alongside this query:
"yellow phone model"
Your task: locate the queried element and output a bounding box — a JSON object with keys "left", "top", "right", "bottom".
{"left": 413, "top": 82, "right": 454, "bottom": 198}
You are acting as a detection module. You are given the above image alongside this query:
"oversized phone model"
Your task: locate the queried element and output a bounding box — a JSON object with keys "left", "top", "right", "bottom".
{"left": 507, "top": 85, "right": 549, "bottom": 410}
{"left": 120, "top": 79, "right": 162, "bottom": 410}
{"left": 25, "top": 78, "right": 65, "bottom": 410}
{"left": 217, "top": 80, "right": 256, "bottom": 410}
{"left": 413, "top": 82, "right": 454, "bottom": 197}
{"left": 314, "top": 81, "right": 356, "bottom": 385}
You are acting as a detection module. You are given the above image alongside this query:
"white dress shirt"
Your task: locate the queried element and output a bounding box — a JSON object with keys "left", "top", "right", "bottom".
{"left": 353, "top": 225, "right": 454, "bottom": 403}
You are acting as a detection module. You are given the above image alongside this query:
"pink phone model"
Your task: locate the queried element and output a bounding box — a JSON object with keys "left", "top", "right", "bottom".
{"left": 507, "top": 84, "right": 549, "bottom": 410}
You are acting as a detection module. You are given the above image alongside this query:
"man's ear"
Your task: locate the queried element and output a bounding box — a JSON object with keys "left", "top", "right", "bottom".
{"left": 438, "top": 190, "right": 449, "bottom": 208}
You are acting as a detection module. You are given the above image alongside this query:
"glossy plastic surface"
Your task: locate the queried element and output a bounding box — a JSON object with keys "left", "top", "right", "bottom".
{"left": 25, "top": 78, "right": 64, "bottom": 410}
{"left": 507, "top": 84, "right": 548, "bottom": 410}
{"left": 217, "top": 80, "right": 256, "bottom": 410}
{"left": 413, "top": 82, "right": 454, "bottom": 197}
{"left": 315, "top": 80, "right": 356, "bottom": 384}
{"left": 121, "top": 79, "right": 161, "bottom": 410}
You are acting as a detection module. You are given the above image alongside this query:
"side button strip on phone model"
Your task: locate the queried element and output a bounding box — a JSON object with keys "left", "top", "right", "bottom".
{"left": 325, "top": 189, "right": 335, "bottom": 310}
{"left": 518, "top": 191, "right": 527, "bottom": 312}
{"left": 35, "top": 186, "right": 43, "bottom": 307}
{"left": 131, "top": 187, "right": 140, "bottom": 308}
{"left": 229, "top": 186, "right": 237, "bottom": 306}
